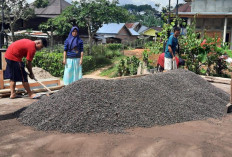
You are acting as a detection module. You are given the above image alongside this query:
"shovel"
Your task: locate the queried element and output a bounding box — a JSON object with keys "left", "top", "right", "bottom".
{"left": 26, "top": 72, "right": 54, "bottom": 97}
{"left": 33, "top": 78, "right": 54, "bottom": 96}
{"left": 34, "top": 78, "right": 53, "bottom": 96}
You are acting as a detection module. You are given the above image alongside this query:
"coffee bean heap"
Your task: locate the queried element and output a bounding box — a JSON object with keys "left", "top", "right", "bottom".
{"left": 18, "top": 69, "right": 229, "bottom": 133}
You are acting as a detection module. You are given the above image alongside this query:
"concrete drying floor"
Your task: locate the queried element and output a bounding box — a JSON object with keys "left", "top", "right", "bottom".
{"left": 0, "top": 82, "right": 231, "bottom": 157}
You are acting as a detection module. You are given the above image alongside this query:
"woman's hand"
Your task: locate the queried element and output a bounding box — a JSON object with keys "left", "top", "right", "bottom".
{"left": 63, "top": 60, "right": 66, "bottom": 65}
{"left": 79, "top": 59, "right": 83, "bottom": 65}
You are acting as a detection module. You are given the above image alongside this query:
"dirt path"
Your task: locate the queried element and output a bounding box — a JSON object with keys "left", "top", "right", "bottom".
{"left": 123, "top": 49, "right": 146, "bottom": 58}
{"left": 0, "top": 73, "right": 232, "bottom": 157}
{"left": 83, "top": 49, "right": 159, "bottom": 79}
{"left": 83, "top": 65, "right": 112, "bottom": 79}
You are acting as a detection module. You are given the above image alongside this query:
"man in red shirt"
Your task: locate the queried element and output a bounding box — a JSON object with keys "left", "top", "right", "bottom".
{"left": 4, "top": 38, "right": 47, "bottom": 99}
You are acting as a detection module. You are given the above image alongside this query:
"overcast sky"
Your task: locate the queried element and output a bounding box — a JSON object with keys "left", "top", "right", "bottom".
{"left": 27, "top": 0, "right": 185, "bottom": 9}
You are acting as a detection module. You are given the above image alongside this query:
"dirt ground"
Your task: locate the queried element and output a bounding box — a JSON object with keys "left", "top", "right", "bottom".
{"left": 123, "top": 49, "right": 161, "bottom": 66}
{"left": 1, "top": 60, "right": 232, "bottom": 157}
{"left": 0, "top": 79, "right": 231, "bottom": 157}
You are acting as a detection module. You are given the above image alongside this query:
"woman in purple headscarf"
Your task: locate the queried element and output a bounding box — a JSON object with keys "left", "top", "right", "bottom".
{"left": 63, "top": 26, "right": 84, "bottom": 85}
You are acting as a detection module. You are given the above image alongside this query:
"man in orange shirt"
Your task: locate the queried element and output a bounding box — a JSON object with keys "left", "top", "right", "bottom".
{"left": 4, "top": 38, "right": 47, "bottom": 99}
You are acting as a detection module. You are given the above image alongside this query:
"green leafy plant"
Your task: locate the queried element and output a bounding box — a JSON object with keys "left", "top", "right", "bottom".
{"left": 117, "top": 56, "right": 140, "bottom": 76}
{"left": 106, "top": 43, "right": 123, "bottom": 50}
{"left": 33, "top": 51, "right": 112, "bottom": 77}
{"left": 201, "top": 37, "right": 228, "bottom": 76}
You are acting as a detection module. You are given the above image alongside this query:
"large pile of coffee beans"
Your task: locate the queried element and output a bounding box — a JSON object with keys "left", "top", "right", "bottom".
{"left": 18, "top": 69, "right": 230, "bottom": 133}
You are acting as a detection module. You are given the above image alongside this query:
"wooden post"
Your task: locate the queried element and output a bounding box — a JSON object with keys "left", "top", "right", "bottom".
{"left": 1, "top": 52, "right": 6, "bottom": 70}
{"left": 0, "top": 70, "right": 3, "bottom": 89}
{"left": 0, "top": 52, "right": 6, "bottom": 89}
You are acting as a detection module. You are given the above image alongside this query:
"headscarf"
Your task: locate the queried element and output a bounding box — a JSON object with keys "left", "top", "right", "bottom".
{"left": 66, "top": 26, "right": 82, "bottom": 50}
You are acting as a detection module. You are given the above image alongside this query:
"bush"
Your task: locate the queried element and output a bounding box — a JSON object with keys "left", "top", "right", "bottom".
{"left": 32, "top": 51, "right": 64, "bottom": 77}
{"left": 82, "top": 55, "right": 96, "bottom": 73}
{"left": 105, "top": 50, "right": 114, "bottom": 59}
{"left": 91, "top": 44, "right": 106, "bottom": 56}
{"left": 106, "top": 43, "right": 122, "bottom": 50}
{"left": 33, "top": 51, "right": 112, "bottom": 77}
{"left": 95, "top": 55, "right": 111, "bottom": 66}
{"left": 117, "top": 56, "right": 140, "bottom": 76}
{"left": 32, "top": 43, "right": 121, "bottom": 77}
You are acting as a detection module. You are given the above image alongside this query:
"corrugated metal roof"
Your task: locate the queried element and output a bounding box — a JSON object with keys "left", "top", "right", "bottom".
{"left": 173, "top": 2, "right": 191, "bottom": 13}
{"left": 128, "top": 28, "right": 140, "bottom": 36}
{"left": 7, "top": 30, "right": 50, "bottom": 38}
{"left": 125, "top": 22, "right": 141, "bottom": 29}
{"left": 143, "top": 29, "right": 156, "bottom": 37}
{"left": 32, "top": 0, "right": 71, "bottom": 17}
{"left": 97, "top": 23, "right": 140, "bottom": 36}
{"left": 138, "top": 26, "right": 148, "bottom": 34}
{"left": 97, "top": 23, "right": 125, "bottom": 34}
{"left": 125, "top": 23, "right": 134, "bottom": 28}
{"left": 150, "top": 27, "right": 162, "bottom": 32}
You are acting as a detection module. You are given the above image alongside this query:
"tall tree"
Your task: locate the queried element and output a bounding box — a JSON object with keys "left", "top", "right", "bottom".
{"left": 39, "top": 18, "right": 55, "bottom": 49}
{"left": 46, "top": 0, "right": 131, "bottom": 55}
{"left": 3, "top": 0, "right": 34, "bottom": 41}
{"left": 70, "top": 0, "right": 131, "bottom": 54}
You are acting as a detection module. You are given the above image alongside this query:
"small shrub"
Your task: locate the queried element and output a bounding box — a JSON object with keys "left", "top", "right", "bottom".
{"left": 105, "top": 50, "right": 114, "bottom": 59}
{"left": 106, "top": 43, "right": 122, "bottom": 50}
{"left": 117, "top": 56, "right": 140, "bottom": 76}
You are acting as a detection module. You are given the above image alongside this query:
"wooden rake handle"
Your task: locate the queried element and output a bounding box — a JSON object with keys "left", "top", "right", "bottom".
{"left": 33, "top": 78, "right": 52, "bottom": 93}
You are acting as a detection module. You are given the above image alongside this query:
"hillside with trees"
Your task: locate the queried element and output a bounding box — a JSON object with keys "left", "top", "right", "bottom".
{"left": 122, "top": 4, "right": 162, "bottom": 27}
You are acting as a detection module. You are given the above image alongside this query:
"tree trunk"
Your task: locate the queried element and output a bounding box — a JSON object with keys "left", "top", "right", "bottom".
{"left": 51, "top": 27, "right": 54, "bottom": 51}
{"left": 45, "top": 32, "right": 51, "bottom": 50}
{"left": 10, "top": 23, "right": 15, "bottom": 42}
{"left": 87, "top": 25, "right": 92, "bottom": 55}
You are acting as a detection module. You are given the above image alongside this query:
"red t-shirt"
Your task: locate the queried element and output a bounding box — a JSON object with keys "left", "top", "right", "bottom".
{"left": 5, "top": 39, "right": 36, "bottom": 62}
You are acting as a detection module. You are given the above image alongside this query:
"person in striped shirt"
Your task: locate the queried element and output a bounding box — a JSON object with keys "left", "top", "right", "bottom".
{"left": 63, "top": 26, "right": 84, "bottom": 85}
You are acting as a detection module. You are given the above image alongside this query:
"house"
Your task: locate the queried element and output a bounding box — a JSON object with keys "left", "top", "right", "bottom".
{"left": 125, "top": 22, "right": 151, "bottom": 35}
{"left": 178, "top": 0, "right": 232, "bottom": 49}
{"left": 141, "top": 26, "right": 162, "bottom": 40}
{"left": 125, "top": 22, "right": 142, "bottom": 32}
{"left": 125, "top": 22, "right": 162, "bottom": 40}
{"left": 22, "top": 0, "right": 71, "bottom": 30}
{"left": 137, "top": 25, "right": 149, "bottom": 34}
{"left": 96, "top": 23, "right": 140, "bottom": 44}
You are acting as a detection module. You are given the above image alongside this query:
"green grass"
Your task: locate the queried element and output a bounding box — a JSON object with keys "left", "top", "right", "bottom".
{"left": 100, "top": 55, "right": 127, "bottom": 78}
{"left": 111, "top": 55, "right": 127, "bottom": 62}
{"left": 100, "top": 66, "right": 118, "bottom": 78}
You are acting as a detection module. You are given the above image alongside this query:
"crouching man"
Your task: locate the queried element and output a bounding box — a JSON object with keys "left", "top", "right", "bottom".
{"left": 4, "top": 38, "right": 47, "bottom": 99}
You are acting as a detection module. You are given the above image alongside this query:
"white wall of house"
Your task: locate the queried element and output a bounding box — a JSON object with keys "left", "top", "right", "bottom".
{"left": 191, "top": 0, "right": 232, "bottom": 12}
